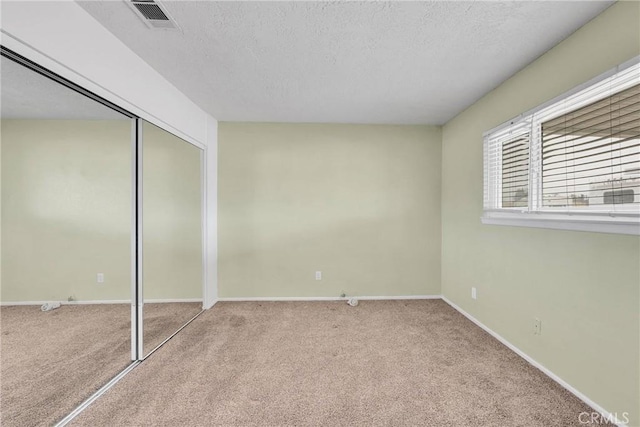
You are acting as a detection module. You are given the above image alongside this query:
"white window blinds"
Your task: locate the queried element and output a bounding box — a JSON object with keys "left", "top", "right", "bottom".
{"left": 533, "top": 66, "right": 640, "bottom": 213}
{"left": 502, "top": 131, "right": 530, "bottom": 208}
{"left": 484, "top": 121, "right": 531, "bottom": 210}
{"left": 484, "top": 60, "right": 640, "bottom": 218}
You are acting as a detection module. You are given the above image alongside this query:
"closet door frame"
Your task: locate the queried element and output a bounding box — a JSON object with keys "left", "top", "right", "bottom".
{"left": 132, "top": 119, "right": 144, "bottom": 360}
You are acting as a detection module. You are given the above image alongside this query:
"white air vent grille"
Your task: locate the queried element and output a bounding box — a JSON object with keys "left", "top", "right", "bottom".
{"left": 134, "top": 3, "right": 169, "bottom": 21}
{"left": 127, "top": 0, "right": 180, "bottom": 30}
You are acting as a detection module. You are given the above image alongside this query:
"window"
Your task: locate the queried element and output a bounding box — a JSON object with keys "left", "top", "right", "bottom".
{"left": 483, "top": 58, "right": 640, "bottom": 235}
{"left": 502, "top": 130, "right": 530, "bottom": 208}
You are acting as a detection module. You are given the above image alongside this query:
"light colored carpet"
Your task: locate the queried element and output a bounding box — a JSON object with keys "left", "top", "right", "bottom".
{"left": 71, "top": 300, "right": 605, "bottom": 426}
{"left": 143, "top": 302, "right": 202, "bottom": 355}
{"left": 0, "top": 304, "right": 131, "bottom": 427}
{"left": 0, "top": 302, "right": 202, "bottom": 427}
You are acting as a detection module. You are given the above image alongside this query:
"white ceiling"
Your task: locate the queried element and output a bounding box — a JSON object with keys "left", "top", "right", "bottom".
{"left": 1, "top": 56, "right": 127, "bottom": 120}
{"left": 78, "top": 1, "right": 613, "bottom": 125}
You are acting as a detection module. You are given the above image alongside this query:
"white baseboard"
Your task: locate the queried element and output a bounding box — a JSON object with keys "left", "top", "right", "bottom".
{"left": 217, "top": 295, "right": 442, "bottom": 302}
{"left": 441, "top": 296, "right": 628, "bottom": 427}
{"left": 143, "top": 298, "right": 203, "bottom": 304}
{"left": 0, "top": 300, "right": 129, "bottom": 306}
{"left": 0, "top": 298, "right": 203, "bottom": 306}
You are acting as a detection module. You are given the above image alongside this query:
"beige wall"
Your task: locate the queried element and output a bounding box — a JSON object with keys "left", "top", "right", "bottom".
{"left": 143, "top": 121, "right": 203, "bottom": 300}
{"left": 1, "top": 120, "right": 132, "bottom": 302}
{"left": 219, "top": 123, "right": 441, "bottom": 298}
{"left": 0, "top": 123, "right": 3, "bottom": 296}
{"left": 1, "top": 119, "right": 202, "bottom": 302}
{"left": 441, "top": 2, "right": 640, "bottom": 425}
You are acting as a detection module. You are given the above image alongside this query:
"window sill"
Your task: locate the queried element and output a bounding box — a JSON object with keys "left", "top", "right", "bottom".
{"left": 481, "top": 211, "right": 640, "bottom": 235}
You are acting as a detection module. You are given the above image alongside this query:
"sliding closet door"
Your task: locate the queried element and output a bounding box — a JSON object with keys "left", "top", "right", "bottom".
{"left": 140, "top": 120, "right": 203, "bottom": 357}
{"left": 0, "top": 52, "right": 136, "bottom": 426}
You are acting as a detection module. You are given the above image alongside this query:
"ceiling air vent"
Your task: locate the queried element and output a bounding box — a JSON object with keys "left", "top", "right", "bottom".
{"left": 127, "top": 0, "right": 180, "bottom": 30}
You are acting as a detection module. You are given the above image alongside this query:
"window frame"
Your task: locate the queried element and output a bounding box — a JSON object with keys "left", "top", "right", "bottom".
{"left": 482, "top": 56, "right": 640, "bottom": 236}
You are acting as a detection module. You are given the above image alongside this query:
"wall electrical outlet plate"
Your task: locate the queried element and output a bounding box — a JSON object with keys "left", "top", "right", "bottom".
{"left": 534, "top": 318, "right": 542, "bottom": 335}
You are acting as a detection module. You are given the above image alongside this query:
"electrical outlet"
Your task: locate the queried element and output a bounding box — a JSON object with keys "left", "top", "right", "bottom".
{"left": 315, "top": 271, "right": 322, "bottom": 281}
{"left": 471, "top": 287, "right": 477, "bottom": 300}
{"left": 97, "top": 273, "right": 104, "bottom": 284}
{"left": 534, "top": 318, "right": 541, "bottom": 335}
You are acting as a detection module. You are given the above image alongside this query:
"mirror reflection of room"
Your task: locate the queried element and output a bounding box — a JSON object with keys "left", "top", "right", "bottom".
{"left": 0, "top": 55, "right": 134, "bottom": 426}
{"left": 142, "top": 120, "right": 203, "bottom": 356}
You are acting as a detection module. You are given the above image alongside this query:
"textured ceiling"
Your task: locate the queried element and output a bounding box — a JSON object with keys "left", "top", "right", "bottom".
{"left": 1, "top": 56, "right": 127, "bottom": 120}
{"left": 78, "top": 1, "right": 613, "bottom": 125}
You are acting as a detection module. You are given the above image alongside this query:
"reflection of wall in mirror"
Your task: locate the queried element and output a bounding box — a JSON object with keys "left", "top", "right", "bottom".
{"left": 143, "top": 122, "right": 202, "bottom": 301}
{"left": 1, "top": 120, "right": 130, "bottom": 302}
{"left": 1, "top": 120, "right": 202, "bottom": 303}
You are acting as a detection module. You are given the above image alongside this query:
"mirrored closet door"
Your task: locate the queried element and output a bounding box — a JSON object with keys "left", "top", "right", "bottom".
{"left": 1, "top": 48, "right": 206, "bottom": 426}
{"left": 0, "top": 51, "right": 136, "bottom": 426}
{"left": 140, "top": 120, "right": 203, "bottom": 357}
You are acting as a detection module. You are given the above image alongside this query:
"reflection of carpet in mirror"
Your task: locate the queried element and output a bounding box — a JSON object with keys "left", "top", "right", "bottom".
{"left": 143, "top": 302, "right": 202, "bottom": 355}
{"left": 0, "top": 304, "right": 132, "bottom": 427}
